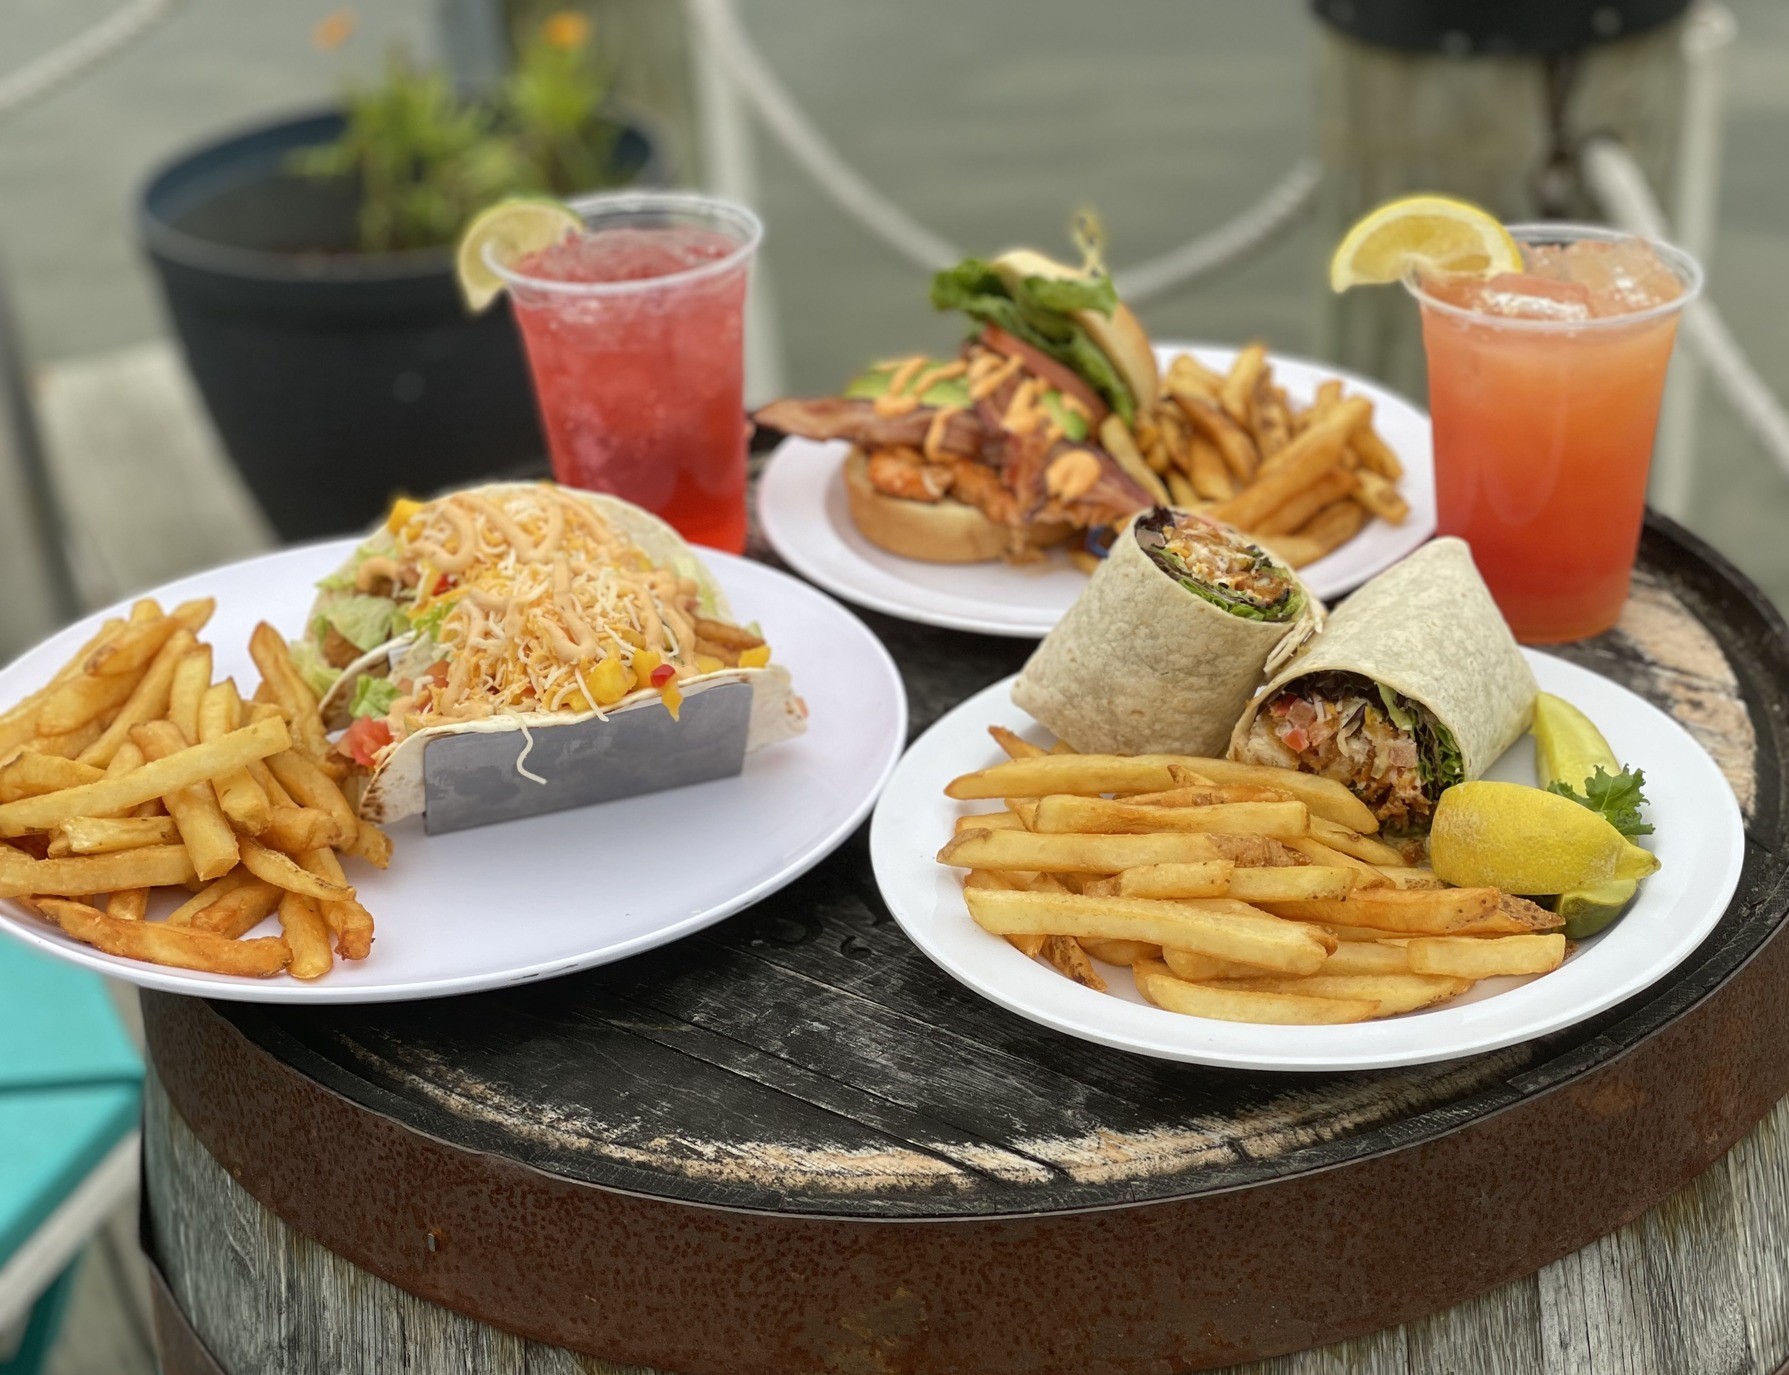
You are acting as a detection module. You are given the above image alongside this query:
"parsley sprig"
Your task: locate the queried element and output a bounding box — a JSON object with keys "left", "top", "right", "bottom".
{"left": 1546, "top": 766, "right": 1653, "bottom": 838}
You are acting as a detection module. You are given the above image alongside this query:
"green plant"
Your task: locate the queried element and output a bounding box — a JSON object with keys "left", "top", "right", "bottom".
{"left": 292, "top": 9, "right": 622, "bottom": 254}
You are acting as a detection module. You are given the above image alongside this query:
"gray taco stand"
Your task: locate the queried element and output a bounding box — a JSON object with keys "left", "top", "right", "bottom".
{"left": 139, "top": 514, "right": 1789, "bottom": 1375}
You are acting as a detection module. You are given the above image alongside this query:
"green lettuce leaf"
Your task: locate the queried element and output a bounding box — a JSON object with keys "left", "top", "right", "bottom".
{"left": 288, "top": 639, "right": 341, "bottom": 699}
{"left": 1548, "top": 766, "right": 1653, "bottom": 838}
{"left": 400, "top": 598, "right": 454, "bottom": 642}
{"left": 348, "top": 674, "right": 401, "bottom": 721}
{"left": 317, "top": 595, "right": 401, "bottom": 653}
{"left": 1023, "top": 272, "right": 1117, "bottom": 317}
{"left": 1150, "top": 545, "right": 1303, "bottom": 623}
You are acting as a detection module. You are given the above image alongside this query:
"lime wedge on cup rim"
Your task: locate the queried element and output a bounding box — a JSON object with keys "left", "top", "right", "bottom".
{"left": 455, "top": 198, "right": 583, "bottom": 314}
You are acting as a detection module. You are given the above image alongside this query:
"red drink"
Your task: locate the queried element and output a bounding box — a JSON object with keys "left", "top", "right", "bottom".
{"left": 498, "top": 195, "right": 762, "bottom": 552}
{"left": 1411, "top": 226, "right": 1701, "bottom": 643}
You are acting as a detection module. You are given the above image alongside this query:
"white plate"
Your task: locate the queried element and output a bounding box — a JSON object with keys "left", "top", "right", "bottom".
{"left": 870, "top": 653, "right": 1743, "bottom": 1070}
{"left": 759, "top": 342, "right": 1437, "bottom": 637}
{"left": 0, "top": 542, "right": 907, "bottom": 1003}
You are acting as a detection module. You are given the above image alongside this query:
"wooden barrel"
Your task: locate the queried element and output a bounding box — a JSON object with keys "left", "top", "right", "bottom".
{"left": 142, "top": 514, "right": 1789, "bottom": 1374}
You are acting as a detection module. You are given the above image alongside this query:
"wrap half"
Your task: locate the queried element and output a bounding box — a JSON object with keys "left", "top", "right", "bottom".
{"left": 1229, "top": 537, "right": 1536, "bottom": 833}
{"left": 294, "top": 483, "right": 806, "bottom": 827}
{"left": 1012, "top": 508, "right": 1319, "bottom": 755}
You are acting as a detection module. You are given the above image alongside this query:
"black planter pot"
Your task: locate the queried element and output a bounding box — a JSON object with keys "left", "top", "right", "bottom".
{"left": 138, "top": 109, "right": 662, "bottom": 542}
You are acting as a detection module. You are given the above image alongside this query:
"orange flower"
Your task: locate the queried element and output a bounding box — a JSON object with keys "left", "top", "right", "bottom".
{"left": 540, "top": 10, "right": 591, "bottom": 51}
{"left": 311, "top": 7, "right": 358, "bottom": 53}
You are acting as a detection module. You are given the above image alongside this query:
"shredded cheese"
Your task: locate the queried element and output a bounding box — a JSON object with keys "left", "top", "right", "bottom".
{"left": 512, "top": 716, "right": 548, "bottom": 785}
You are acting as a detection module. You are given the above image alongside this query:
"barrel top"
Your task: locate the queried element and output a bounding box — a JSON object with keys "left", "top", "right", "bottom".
{"left": 203, "top": 517, "right": 1788, "bottom": 1219}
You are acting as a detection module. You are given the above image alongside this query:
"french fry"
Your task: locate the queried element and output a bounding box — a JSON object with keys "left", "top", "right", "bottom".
{"left": 267, "top": 749, "right": 359, "bottom": 837}
{"left": 1352, "top": 468, "right": 1410, "bottom": 524}
{"left": 260, "top": 805, "right": 353, "bottom": 854}
{"left": 989, "top": 725, "right": 1046, "bottom": 761}
{"left": 300, "top": 846, "right": 374, "bottom": 960}
{"left": 1116, "top": 783, "right": 1289, "bottom": 807}
{"left": 1406, "top": 934, "right": 1567, "bottom": 979}
{"left": 965, "top": 869, "right": 1048, "bottom": 956}
{"left": 38, "top": 897, "right": 289, "bottom": 977}
{"left": 1308, "top": 816, "right": 1408, "bottom": 867}
{"left": 1252, "top": 385, "right": 1293, "bottom": 458}
{"left": 191, "top": 878, "right": 284, "bottom": 939}
{"left": 1224, "top": 864, "right": 1357, "bottom": 903}
{"left": 1256, "top": 469, "right": 1361, "bottom": 537}
{"left": 1373, "top": 866, "right": 1447, "bottom": 890}
{"left": 166, "top": 869, "right": 256, "bottom": 926}
{"left": 1211, "top": 397, "right": 1371, "bottom": 532}
{"left": 1099, "top": 416, "right": 1170, "bottom": 506}
{"left": 1078, "top": 938, "right": 1162, "bottom": 966}
{"left": 0, "top": 619, "right": 128, "bottom": 755}
{"left": 167, "top": 646, "right": 214, "bottom": 744}
{"left": 1185, "top": 434, "right": 1236, "bottom": 500}
{"left": 1285, "top": 836, "right": 1391, "bottom": 887}
{"left": 76, "top": 626, "right": 198, "bottom": 768}
{"left": 1263, "top": 888, "right": 1558, "bottom": 936}
{"left": 1165, "top": 470, "right": 1200, "bottom": 507}
{"left": 1167, "top": 353, "right": 1226, "bottom": 397}
{"left": 31, "top": 723, "right": 105, "bottom": 761}
{"left": 239, "top": 838, "right": 353, "bottom": 902}
{"left": 954, "top": 810, "right": 1025, "bottom": 835}
{"left": 1289, "top": 500, "right": 1370, "bottom": 560}
{"left": 1041, "top": 934, "right": 1105, "bottom": 991}
{"left": 1030, "top": 794, "right": 1309, "bottom": 839}
{"left": 1220, "top": 973, "right": 1470, "bottom": 1016}
{"left": 966, "top": 888, "right": 1332, "bottom": 975}
{"left": 1220, "top": 343, "right": 1267, "bottom": 425}
{"left": 249, "top": 622, "right": 331, "bottom": 760}
{"left": 278, "top": 891, "right": 334, "bottom": 980}
{"left": 1350, "top": 422, "right": 1404, "bottom": 480}
{"left": 0, "top": 751, "right": 104, "bottom": 803}
{"left": 1161, "top": 947, "right": 1283, "bottom": 981}
{"left": 47, "top": 815, "right": 181, "bottom": 856}
{"left": 107, "top": 888, "right": 149, "bottom": 922}
{"left": 199, "top": 681, "right": 270, "bottom": 835}
{"left": 1171, "top": 388, "right": 1259, "bottom": 482}
{"left": 344, "top": 818, "right": 393, "bottom": 870}
{"left": 35, "top": 666, "right": 141, "bottom": 737}
{"left": 0, "top": 843, "right": 196, "bottom": 897}
{"left": 1323, "top": 922, "right": 1412, "bottom": 943}
{"left": 0, "top": 715, "right": 290, "bottom": 836}
{"left": 1133, "top": 958, "right": 1376, "bottom": 1024}
{"left": 946, "top": 753, "right": 1379, "bottom": 833}
{"left": 1109, "top": 861, "right": 1233, "bottom": 899}
{"left": 1318, "top": 941, "right": 1413, "bottom": 975}
{"left": 941, "top": 827, "right": 1228, "bottom": 875}
{"left": 82, "top": 611, "right": 182, "bottom": 679}
{"left": 131, "top": 721, "right": 241, "bottom": 882}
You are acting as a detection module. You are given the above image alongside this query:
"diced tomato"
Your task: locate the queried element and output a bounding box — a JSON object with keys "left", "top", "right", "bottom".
{"left": 337, "top": 717, "right": 393, "bottom": 768}
{"left": 432, "top": 573, "right": 456, "bottom": 596}
{"left": 1278, "top": 726, "right": 1310, "bottom": 752}
{"left": 650, "top": 663, "right": 677, "bottom": 687}
{"left": 426, "top": 660, "right": 450, "bottom": 684}
{"left": 979, "top": 325, "right": 1109, "bottom": 425}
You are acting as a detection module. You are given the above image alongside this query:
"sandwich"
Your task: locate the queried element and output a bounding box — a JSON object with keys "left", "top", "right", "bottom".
{"left": 295, "top": 482, "right": 806, "bottom": 824}
{"left": 754, "top": 248, "right": 1164, "bottom": 563}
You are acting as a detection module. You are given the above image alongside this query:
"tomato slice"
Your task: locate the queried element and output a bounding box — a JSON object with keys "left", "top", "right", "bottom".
{"left": 979, "top": 325, "right": 1109, "bottom": 426}
{"left": 338, "top": 716, "right": 393, "bottom": 768}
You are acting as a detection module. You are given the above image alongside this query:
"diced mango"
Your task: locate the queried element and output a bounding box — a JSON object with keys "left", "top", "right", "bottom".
{"left": 660, "top": 673, "right": 683, "bottom": 720}
{"left": 386, "top": 497, "right": 423, "bottom": 533}
{"left": 631, "top": 648, "right": 661, "bottom": 690}
{"left": 561, "top": 689, "right": 591, "bottom": 713}
{"left": 738, "top": 644, "right": 771, "bottom": 669}
{"left": 586, "top": 656, "right": 631, "bottom": 707}
{"left": 694, "top": 654, "right": 725, "bottom": 675}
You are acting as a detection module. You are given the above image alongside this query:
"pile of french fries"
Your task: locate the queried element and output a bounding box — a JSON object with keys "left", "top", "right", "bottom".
{"left": 0, "top": 599, "right": 388, "bottom": 980}
{"left": 936, "top": 727, "right": 1566, "bottom": 1026}
{"left": 1117, "top": 346, "right": 1410, "bottom": 569}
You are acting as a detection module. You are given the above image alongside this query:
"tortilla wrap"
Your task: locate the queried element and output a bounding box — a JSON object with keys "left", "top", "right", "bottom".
{"left": 307, "top": 483, "right": 807, "bottom": 826}
{"left": 1011, "top": 511, "right": 1318, "bottom": 755}
{"left": 1228, "top": 536, "right": 1535, "bottom": 782}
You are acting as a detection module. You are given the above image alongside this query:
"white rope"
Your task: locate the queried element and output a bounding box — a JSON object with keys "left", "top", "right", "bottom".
{"left": 685, "top": 0, "right": 1317, "bottom": 303}
{"left": 1582, "top": 137, "right": 1789, "bottom": 481}
{"left": 0, "top": 0, "right": 181, "bottom": 118}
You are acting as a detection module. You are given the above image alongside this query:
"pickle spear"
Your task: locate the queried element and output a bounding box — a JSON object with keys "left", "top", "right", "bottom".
{"left": 1532, "top": 692, "right": 1639, "bottom": 938}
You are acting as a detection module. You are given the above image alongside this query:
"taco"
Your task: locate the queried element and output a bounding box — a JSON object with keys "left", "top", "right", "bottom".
{"left": 296, "top": 483, "right": 807, "bottom": 826}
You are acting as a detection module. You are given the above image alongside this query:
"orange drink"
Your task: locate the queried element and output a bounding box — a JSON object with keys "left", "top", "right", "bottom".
{"left": 1409, "top": 225, "right": 1701, "bottom": 643}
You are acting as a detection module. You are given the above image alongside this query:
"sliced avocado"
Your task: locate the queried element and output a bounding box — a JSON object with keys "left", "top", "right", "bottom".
{"left": 843, "top": 366, "right": 971, "bottom": 409}
{"left": 1039, "top": 389, "right": 1089, "bottom": 442}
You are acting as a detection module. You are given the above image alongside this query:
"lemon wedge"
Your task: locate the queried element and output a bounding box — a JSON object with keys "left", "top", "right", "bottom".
{"left": 1429, "top": 780, "right": 1659, "bottom": 895}
{"left": 1329, "top": 195, "right": 1522, "bottom": 292}
{"left": 455, "top": 198, "right": 582, "bottom": 313}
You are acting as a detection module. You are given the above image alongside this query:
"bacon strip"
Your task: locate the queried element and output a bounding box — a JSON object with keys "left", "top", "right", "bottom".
{"left": 753, "top": 398, "right": 984, "bottom": 458}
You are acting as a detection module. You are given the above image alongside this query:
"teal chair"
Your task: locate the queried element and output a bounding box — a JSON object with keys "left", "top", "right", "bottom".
{"left": 0, "top": 940, "right": 142, "bottom": 1374}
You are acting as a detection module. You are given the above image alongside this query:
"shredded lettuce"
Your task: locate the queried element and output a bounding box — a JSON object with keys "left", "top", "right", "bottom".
{"left": 1374, "top": 682, "right": 1464, "bottom": 792}
{"left": 314, "top": 542, "right": 386, "bottom": 593}
{"left": 401, "top": 598, "right": 454, "bottom": 642}
{"left": 348, "top": 674, "right": 400, "bottom": 721}
{"left": 315, "top": 595, "right": 401, "bottom": 653}
{"left": 288, "top": 639, "right": 341, "bottom": 699}
{"left": 929, "top": 258, "right": 1136, "bottom": 422}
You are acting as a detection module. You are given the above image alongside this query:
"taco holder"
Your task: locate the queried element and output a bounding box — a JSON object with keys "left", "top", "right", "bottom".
{"left": 417, "top": 680, "right": 754, "bottom": 834}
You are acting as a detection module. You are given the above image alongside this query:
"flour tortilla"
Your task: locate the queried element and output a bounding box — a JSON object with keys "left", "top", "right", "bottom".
{"left": 309, "top": 483, "right": 807, "bottom": 825}
{"left": 1011, "top": 511, "right": 1318, "bottom": 755}
{"left": 1229, "top": 536, "right": 1536, "bottom": 783}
